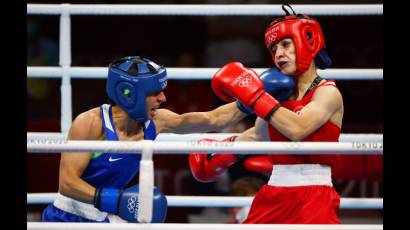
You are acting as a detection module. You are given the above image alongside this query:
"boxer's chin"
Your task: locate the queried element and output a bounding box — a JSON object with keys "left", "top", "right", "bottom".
{"left": 150, "top": 108, "right": 157, "bottom": 118}
{"left": 281, "top": 63, "right": 296, "bottom": 75}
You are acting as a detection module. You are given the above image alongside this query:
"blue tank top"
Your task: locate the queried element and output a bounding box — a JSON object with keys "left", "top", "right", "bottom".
{"left": 81, "top": 104, "right": 157, "bottom": 189}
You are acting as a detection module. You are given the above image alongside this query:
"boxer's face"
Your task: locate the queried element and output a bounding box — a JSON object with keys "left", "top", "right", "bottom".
{"left": 272, "top": 38, "right": 297, "bottom": 75}
{"left": 146, "top": 91, "right": 166, "bottom": 120}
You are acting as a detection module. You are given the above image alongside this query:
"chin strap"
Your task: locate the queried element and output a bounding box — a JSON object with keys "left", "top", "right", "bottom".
{"left": 303, "top": 76, "right": 323, "bottom": 98}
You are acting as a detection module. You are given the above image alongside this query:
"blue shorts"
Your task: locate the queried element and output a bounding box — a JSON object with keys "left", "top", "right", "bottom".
{"left": 42, "top": 204, "right": 109, "bottom": 222}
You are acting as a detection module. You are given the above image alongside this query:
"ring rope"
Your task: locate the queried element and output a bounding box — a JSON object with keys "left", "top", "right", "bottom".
{"left": 27, "top": 132, "right": 383, "bottom": 143}
{"left": 27, "top": 4, "right": 383, "bottom": 16}
{"left": 27, "top": 223, "right": 383, "bottom": 230}
{"left": 27, "top": 67, "right": 383, "bottom": 80}
{"left": 27, "top": 140, "right": 383, "bottom": 155}
{"left": 27, "top": 193, "right": 382, "bottom": 210}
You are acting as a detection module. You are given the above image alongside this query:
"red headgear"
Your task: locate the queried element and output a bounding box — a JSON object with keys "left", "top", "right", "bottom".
{"left": 265, "top": 5, "right": 329, "bottom": 76}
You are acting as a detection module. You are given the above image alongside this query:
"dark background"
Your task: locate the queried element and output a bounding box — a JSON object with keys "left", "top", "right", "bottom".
{"left": 27, "top": 0, "right": 383, "bottom": 224}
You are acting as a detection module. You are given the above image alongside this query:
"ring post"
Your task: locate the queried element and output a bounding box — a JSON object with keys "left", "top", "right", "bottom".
{"left": 137, "top": 140, "right": 154, "bottom": 223}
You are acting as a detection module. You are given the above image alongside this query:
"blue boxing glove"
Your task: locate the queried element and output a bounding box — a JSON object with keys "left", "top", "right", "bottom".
{"left": 94, "top": 184, "right": 167, "bottom": 223}
{"left": 260, "top": 68, "right": 295, "bottom": 101}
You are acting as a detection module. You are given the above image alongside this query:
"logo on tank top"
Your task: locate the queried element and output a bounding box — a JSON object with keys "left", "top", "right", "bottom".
{"left": 293, "top": 106, "right": 304, "bottom": 115}
{"left": 108, "top": 157, "right": 123, "bottom": 162}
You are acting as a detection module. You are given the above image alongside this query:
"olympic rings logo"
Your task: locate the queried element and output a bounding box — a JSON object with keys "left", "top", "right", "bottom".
{"left": 265, "top": 26, "right": 279, "bottom": 44}
{"left": 127, "top": 195, "right": 139, "bottom": 215}
{"left": 266, "top": 32, "right": 278, "bottom": 44}
{"left": 238, "top": 75, "right": 253, "bottom": 87}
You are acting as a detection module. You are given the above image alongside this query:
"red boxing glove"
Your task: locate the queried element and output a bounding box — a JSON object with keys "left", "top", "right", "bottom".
{"left": 212, "top": 62, "right": 281, "bottom": 120}
{"left": 189, "top": 137, "right": 238, "bottom": 183}
{"left": 243, "top": 156, "right": 273, "bottom": 173}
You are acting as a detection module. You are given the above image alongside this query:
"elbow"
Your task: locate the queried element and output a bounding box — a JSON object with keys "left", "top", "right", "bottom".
{"left": 58, "top": 175, "right": 78, "bottom": 196}
{"left": 288, "top": 126, "right": 308, "bottom": 141}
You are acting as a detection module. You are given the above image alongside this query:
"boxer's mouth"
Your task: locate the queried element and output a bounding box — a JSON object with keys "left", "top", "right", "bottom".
{"left": 277, "top": 61, "right": 288, "bottom": 68}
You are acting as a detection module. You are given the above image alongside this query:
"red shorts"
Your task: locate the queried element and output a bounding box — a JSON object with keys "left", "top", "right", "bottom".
{"left": 243, "top": 184, "right": 340, "bottom": 224}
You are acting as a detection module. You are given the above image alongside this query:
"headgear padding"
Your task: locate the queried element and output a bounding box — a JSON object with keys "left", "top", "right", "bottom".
{"left": 264, "top": 4, "right": 332, "bottom": 76}
{"left": 106, "top": 56, "right": 167, "bottom": 123}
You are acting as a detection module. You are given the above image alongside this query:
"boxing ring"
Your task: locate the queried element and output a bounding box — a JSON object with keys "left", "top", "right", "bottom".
{"left": 27, "top": 3, "right": 383, "bottom": 230}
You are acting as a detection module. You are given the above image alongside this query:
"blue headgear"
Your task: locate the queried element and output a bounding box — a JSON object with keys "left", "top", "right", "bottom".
{"left": 106, "top": 56, "right": 167, "bottom": 123}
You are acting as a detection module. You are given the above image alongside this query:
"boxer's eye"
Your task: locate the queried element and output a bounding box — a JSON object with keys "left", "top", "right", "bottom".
{"left": 270, "top": 45, "right": 277, "bottom": 54}
{"left": 282, "top": 41, "right": 290, "bottom": 49}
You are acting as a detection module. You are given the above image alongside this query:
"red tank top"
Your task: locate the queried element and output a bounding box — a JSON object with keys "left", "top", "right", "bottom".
{"left": 268, "top": 80, "right": 340, "bottom": 166}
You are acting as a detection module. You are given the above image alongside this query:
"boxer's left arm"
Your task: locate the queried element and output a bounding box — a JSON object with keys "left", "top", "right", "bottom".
{"left": 266, "top": 85, "right": 343, "bottom": 141}
{"left": 254, "top": 118, "right": 270, "bottom": 141}
{"left": 234, "top": 126, "right": 256, "bottom": 141}
{"left": 154, "top": 102, "right": 247, "bottom": 134}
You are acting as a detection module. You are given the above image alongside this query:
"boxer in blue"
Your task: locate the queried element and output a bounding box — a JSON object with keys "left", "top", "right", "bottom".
{"left": 41, "top": 56, "right": 248, "bottom": 223}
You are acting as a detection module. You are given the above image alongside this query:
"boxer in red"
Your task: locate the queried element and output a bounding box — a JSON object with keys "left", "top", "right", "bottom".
{"left": 189, "top": 4, "right": 343, "bottom": 224}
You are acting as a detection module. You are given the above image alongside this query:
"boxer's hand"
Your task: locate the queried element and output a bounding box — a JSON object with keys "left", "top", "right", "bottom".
{"left": 189, "top": 137, "right": 239, "bottom": 182}
{"left": 236, "top": 68, "right": 294, "bottom": 114}
{"left": 94, "top": 184, "right": 167, "bottom": 223}
{"left": 243, "top": 156, "right": 273, "bottom": 173}
{"left": 212, "top": 62, "right": 280, "bottom": 120}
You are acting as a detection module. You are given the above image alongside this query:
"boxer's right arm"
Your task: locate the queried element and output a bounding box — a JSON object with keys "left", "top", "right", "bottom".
{"left": 58, "top": 110, "right": 102, "bottom": 204}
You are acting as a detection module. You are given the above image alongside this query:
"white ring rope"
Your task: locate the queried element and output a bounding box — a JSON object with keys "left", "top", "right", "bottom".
{"left": 27, "top": 67, "right": 383, "bottom": 80}
{"left": 27, "top": 223, "right": 383, "bottom": 230}
{"left": 27, "top": 4, "right": 383, "bottom": 16}
{"left": 27, "top": 140, "right": 383, "bottom": 155}
{"left": 27, "top": 132, "right": 383, "bottom": 143}
{"left": 27, "top": 193, "right": 382, "bottom": 210}
{"left": 155, "top": 133, "right": 383, "bottom": 143}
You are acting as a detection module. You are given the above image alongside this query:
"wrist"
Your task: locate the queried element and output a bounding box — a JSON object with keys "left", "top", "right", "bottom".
{"left": 252, "top": 92, "right": 280, "bottom": 120}
{"left": 94, "top": 188, "right": 120, "bottom": 214}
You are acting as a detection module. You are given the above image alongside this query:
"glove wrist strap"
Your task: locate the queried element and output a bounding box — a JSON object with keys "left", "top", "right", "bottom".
{"left": 252, "top": 92, "right": 280, "bottom": 120}
{"left": 94, "top": 188, "right": 120, "bottom": 214}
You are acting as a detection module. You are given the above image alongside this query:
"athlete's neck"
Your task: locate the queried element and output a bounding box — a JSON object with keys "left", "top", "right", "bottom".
{"left": 111, "top": 105, "right": 143, "bottom": 135}
{"left": 295, "top": 62, "right": 320, "bottom": 99}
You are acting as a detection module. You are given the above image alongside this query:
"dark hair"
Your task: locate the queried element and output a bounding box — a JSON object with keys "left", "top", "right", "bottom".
{"left": 106, "top": 94, "right": 116, "bottom": 106}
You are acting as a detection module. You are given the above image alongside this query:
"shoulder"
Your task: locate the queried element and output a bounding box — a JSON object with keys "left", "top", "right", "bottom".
{"left": 311, "top": 81, "right": 343, "bottom": 110}
{"left": 313, "top": 81, "right": 342, "bottom": 100}
{"left": 68, "top": 107, "right": 103, "bottom": 140}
